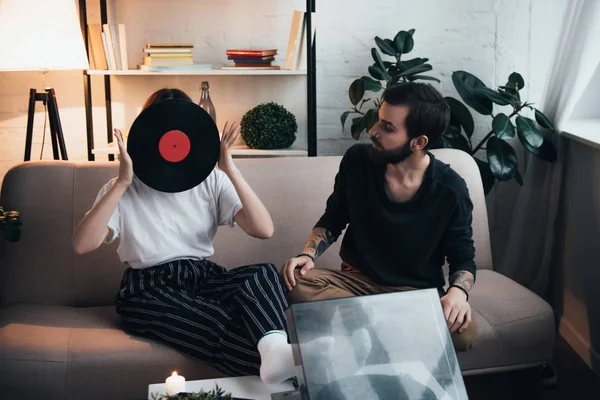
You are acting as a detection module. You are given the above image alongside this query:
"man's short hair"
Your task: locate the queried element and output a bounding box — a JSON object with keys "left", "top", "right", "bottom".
{"left": 382, "top": 82, "right": 450, "bottom": 149}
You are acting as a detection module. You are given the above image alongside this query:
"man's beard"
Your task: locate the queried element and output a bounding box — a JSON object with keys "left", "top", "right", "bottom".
{"left": 369, "top": 138, "right": 413, "bottom": 165}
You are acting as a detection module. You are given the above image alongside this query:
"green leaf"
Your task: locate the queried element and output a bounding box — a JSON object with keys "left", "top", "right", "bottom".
{"left": 516, "top": 115, "right": 543, "bottom": 148}
{"left": 534, "top": 108, "right": 555, "bottom": 130}
{"left": 521, "top": 136, "right": 557, "bottom": 162}
{"left": 341, "top": 111, "right": 352, "bottom": 128}
{"left": 364, "top": 108, "right": 379, "bottom": 134}
{"left": 368, "top": 65, "right": 387, "bottom": 80}
{"left": 399, "top": 64, "right": 433, "bottom": 77}
{"left": 515, "top": 170, "right": 523, "bottom": 185}
{"left": 443, "top": 118, "right": 462, "bottom": 139}
{"left": 397, "top": 58, "right": 428, "bottom": 73}
{"left": 477, "top": 88, "right": 511, "bottom": 106}
{"left": 492, "top": 113, "right": 515, "bottom": 139}
{"left": 444, "top": 96, "right": 474, "bottom": 138}
{"left": 474, "top": 158, "right": 495, "bottom": 195}
{"left": 349, "top": 79, "right": 365, "bottom": 106}
{"left": 486, "top": 136, "right": 518, "bottom": 181}
{"left": 351, "top": 116, "right": 365, "bottom": 140}
{"left": 359, "top": 76, "right": 383, "bottom": 92}
{"left": 408, "top": 29, "right": 415, "bottom": 36}
{"left": 371, "top": 48, "right": 386, "bottom": 72}
{"left": 498, "top": 89, "right": 519, "bottom": 104}
{"left": 393, "top": 31, "right": 414, "bottom": 54}
{"left": 507, "top": 72, "right": 525, "bottom": 91}
{"left": 375, "top": 36, "right": 396, "bottom": 56}
{"left": 443, "top": 132, "right": 471, "bottom": 153}
{"left": 452, "top": 71, "right": 493, "bottom": 115}
{"left": 408, "top": 74, "right": 440, "bottom": 83}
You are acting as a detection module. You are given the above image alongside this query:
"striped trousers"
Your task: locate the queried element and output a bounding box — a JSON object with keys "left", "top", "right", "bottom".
{"left": 114, "top": 259, "right": 288, "bottom": 376}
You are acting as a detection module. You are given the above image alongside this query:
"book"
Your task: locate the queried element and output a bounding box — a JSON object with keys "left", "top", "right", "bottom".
{"left": 146, "top": 53, "right": 194, "bottom": 59}
{"left": 109, "top": 24, "right": 122, "bottom": 70}
{"left": 146, "top": 42, "right": 194, "bottom": 48}
{"left": 284, "top": 10, "right": 304, "bottom": 70}
{"left": 144, "top": 48, "right": 193, "bottom": 54}
{"left": 88, "top": 24, "right": 108, "bottom": 70}
{"left": 143, "top": 56, "right": 194, "bottom": 66}
{"left": 226, "top": 49, "right": 277, "bottom": 56}
{"left": 233, "top": 62, "right": 273, "bottom": 68}
{"left": 118, "top": 24, "right": 129, "bottom": 70}
{"left": 101, "top": 31, "right": 115, "bottom": 70}
{"left": 229, "top": 58, "right": 274, "bottom": 64}
{"left": 138, "top": 64, "right": 212, "bottom": 71}
{"left": 227, "top": 55, "right": 275, "bottom": 61}
{"left": 222, "top": 65, "right": 281, "bottom": 70}
{"left": 103, "top": 24, "right": 118, "bottom": 70}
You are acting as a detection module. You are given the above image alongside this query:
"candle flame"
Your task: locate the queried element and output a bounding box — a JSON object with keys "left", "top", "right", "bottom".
{"left": 172, "top": 371, "right": 178, "bottom": 377}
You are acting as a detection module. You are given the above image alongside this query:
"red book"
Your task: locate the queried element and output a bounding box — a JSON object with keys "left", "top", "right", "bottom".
{"left": 227, "top": 55, "right": 275, "bottom": 60}
{"left": 226, "top": 49, "right": 277, "bottom": 56}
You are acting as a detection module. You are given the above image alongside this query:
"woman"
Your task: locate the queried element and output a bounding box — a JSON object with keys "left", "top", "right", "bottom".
{"left": 72, "top": 88, "right": 295, "bottom": 384}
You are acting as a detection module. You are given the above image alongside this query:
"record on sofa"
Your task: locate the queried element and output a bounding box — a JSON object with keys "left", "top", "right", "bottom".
{"left": 127, "top": 98, "right": 220, "bottom": 193}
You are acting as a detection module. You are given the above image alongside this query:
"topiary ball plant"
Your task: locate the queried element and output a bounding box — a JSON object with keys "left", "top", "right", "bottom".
{"left": 240, "top": 102, "right": 297, "bottom": 149}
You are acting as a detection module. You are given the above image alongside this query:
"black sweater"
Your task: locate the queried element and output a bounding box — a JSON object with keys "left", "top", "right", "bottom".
{"left": 315, "top": 144, "right": 476, "bottom": 289}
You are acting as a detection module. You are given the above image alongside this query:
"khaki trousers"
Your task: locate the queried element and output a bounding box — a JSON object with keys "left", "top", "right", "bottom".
{"left": 287, "top": 268, "right": 477, "bottom": 352}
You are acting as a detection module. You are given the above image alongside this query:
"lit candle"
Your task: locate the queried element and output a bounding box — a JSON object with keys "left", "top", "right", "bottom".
{"left": 165, "top": 371, "right": 186, "bottom": 395}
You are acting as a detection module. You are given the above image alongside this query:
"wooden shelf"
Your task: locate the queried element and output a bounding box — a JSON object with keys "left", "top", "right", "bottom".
{"left": 86, "top": 69, "right": 307, "bottom": 76}
{"left": 91, "top": 144, "right": 308, "bottom": 157}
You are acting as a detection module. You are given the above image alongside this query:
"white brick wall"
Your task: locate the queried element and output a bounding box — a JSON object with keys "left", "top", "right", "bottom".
{"left": 0, "top": 0, "right": 568, "bottom": 265}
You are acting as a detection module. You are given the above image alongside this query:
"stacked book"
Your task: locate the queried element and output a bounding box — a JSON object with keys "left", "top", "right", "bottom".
{"left": 139, "top": 43, "right": 211, "bottom": 71}
{"left": 87, "top": 23, "right": 128, "bottom": 70}
{"left": 224, "top": 49, "right": 280, "bottom": 70}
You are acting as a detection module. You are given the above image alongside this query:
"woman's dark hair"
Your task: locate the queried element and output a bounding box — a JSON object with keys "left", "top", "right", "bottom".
{"left": 382, "top": 82, "right": 450, "bottom": 148}
{"left": 142, "top": 88, "right": 193, "bottom": 110}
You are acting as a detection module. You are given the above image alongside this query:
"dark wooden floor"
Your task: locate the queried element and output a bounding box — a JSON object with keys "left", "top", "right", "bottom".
{"left": 464, "top": 335, "right": 600, "bottom": 400}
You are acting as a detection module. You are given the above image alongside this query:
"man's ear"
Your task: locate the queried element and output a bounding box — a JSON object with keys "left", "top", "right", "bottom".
{"left": 413, "top": 135, "right": 429, "bottom": 151}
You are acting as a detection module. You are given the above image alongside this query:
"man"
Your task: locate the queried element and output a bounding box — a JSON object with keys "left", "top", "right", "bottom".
{"left": 282, "top": 82, "right": 477, "bottom": 352}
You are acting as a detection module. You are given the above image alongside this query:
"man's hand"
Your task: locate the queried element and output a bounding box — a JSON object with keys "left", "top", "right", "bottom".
{"left": 218, "top": 121, "right": 241, "bottom": 175}
{"left": 282, "top": 256, "right": 315, "bottom": 291}
{"left": 441, "top": 287, "right": 471, "bottom": 334}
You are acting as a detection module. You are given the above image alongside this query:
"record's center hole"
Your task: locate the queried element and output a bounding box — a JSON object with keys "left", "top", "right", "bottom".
{"left": 158, "top": 130, "right": 190, "bottom": 163}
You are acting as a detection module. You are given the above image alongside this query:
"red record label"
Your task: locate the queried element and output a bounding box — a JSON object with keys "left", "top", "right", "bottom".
{"left": 158, "top": 130, "right": 191, "bottom": 162}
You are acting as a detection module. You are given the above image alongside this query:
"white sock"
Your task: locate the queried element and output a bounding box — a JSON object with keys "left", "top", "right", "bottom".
{"left": 257, "top": 331, "right": 296, "bottom": 384}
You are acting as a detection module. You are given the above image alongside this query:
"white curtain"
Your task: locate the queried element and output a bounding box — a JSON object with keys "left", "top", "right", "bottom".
{"left": 499, "top": 0, "right": 600, "bottom": 296}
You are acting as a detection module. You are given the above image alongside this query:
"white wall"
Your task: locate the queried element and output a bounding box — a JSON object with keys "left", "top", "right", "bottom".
{"left": 0, "top": 0, "right": 568, "bottom": 266}
{"left": 571, "top": 64, "right": 600, "bottom": 119}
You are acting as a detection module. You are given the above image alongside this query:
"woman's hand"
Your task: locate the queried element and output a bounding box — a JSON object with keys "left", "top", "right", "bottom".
{"left": 114, "top": 129, "right": 133, "bottom": 188}
{"left": 218, "top": 121, "right": 241, "bottom": 175}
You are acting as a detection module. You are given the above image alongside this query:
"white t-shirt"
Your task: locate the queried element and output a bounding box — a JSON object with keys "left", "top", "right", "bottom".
{"left": 93, "top": 168, "right": 243, "bottom": 269}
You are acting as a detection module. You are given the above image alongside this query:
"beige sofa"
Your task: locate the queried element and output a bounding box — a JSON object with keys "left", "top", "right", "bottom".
{"left": 0, "top": 149, "right": 555, "bottom": 400}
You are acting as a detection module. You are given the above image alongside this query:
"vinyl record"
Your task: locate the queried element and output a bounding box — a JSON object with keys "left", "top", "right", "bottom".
{"left": 127, "top": 99, "right": 220, "bottom": 193}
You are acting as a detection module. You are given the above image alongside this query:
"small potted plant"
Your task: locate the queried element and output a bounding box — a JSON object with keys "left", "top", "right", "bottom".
{"left": 0, "top": 206, "right": 22, "bottom": 243}
{"left": 151, "top": 384, "right": 233, "bottom": 400}
{"left": 240, "top": 102, "right": 298, "bottom": 150}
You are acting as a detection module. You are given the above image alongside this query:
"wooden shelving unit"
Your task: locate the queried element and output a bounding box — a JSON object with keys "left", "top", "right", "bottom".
{"left": 91, "top": 143, "right": 308, "bottom": 158}
{"left": 86, "top": 69, "right": 308, "bottom": 76}
{"left": 77, "top": 0, "right": 317, "bottom": 161}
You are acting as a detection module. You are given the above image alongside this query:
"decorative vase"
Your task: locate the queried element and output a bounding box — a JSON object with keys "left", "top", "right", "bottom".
{"left": 198, "top": 81, "right": 217, "bottom": 125}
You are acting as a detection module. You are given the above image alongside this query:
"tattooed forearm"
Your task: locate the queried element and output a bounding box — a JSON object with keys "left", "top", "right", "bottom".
{"left": 449, "top": 270, "right": 475, "bottom": 293}
{"left": 302, "top": 227, "right": 336, "bottom": 260}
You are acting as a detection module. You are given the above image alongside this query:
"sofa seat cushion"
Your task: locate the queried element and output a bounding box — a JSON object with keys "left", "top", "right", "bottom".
{"left": 0, "top": 304, "right": 225, "bottom": 400}
{"left": 459, "top": 270, "right": 555, "bottom": 374}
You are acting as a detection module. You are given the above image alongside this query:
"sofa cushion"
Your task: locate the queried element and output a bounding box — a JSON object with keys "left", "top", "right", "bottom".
{"left": 459, "top": 270, "right": 555, "bottom": 373}
{"left": 0, "top": 304, "right": 225, "bottom": 400}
